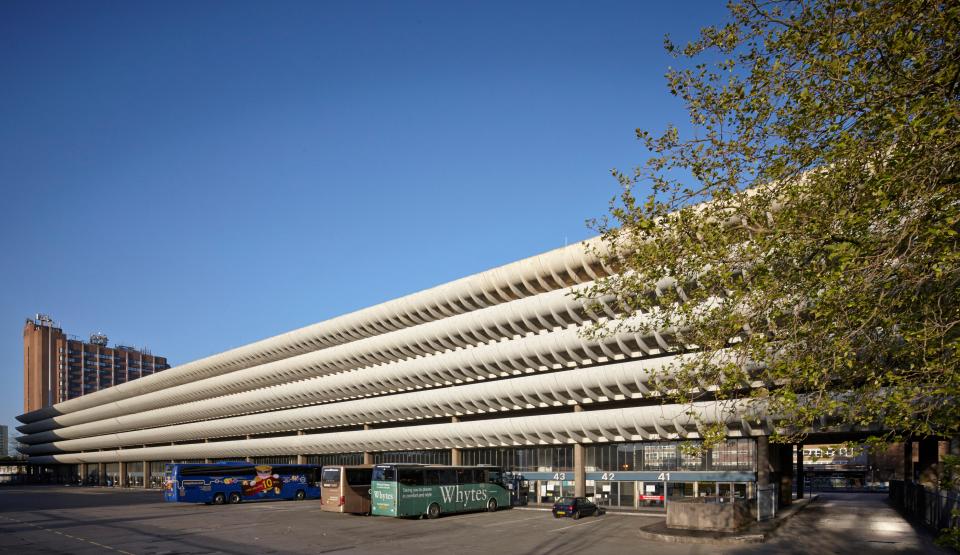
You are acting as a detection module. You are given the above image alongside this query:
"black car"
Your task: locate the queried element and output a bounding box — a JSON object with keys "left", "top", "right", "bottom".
{"left": 551, "top": 497, "right": 604, "bottom": 519}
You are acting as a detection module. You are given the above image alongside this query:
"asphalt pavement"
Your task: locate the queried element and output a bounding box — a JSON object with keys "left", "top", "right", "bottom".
{"left": 0, "top": 487, "right": 947, "bottom": 554}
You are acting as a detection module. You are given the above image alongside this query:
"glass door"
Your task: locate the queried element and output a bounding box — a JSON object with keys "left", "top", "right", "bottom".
{"left": 618, "top": 481, "right": 635, "bottom": 509}
{"left": 595, "top": 481, "right": 614, "bottom": 507}
{"left": 639, "top": 481, "right": 664, "bottom": 508}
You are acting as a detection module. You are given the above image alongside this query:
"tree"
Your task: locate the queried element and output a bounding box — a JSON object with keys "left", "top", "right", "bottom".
{"left": 583, "top": 0, "right": 959, "bottom": 446}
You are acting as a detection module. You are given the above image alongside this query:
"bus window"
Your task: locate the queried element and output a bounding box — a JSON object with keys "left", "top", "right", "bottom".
{"left": 398, "top": 468, "right": 424, "bottom": 486}
{"left": 322, "top": 467, "right": 341, "bottom": 489}
{"left": 424, "top": 468, "right": 456, "bottom": 485}
{"left": 346, "top": 468, "right": 371, "bottom": 486}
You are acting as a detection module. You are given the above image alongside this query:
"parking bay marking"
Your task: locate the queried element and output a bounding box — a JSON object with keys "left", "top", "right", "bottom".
{"left": 0, "top": 514, "right": 136, "bottom": 555}
{"left": 549, "top": 519, "right": 605, "bottom": 533}
{"left": 480, "top": 515, "right": 544, "bottom": 527}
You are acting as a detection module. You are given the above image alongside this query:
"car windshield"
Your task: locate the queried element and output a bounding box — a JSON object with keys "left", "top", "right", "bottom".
{"left": 555, "top": 497, "right": 575, "bottom": 505}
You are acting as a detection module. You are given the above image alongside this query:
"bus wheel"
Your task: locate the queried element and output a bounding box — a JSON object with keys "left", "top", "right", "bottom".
{"left": 228, "top": 492, "right": 241, "bottom": 504}
{"left": 295, "top": 490, "right": 305, "bottom": 501}
{"left": 212, "top": 493, "right": 226, "bottom": 505}
{"left": 487, "top": 498, "right": 498, "bottom": 512}
{"left": 427, "top": 503, "right": 441, "bottom": 519}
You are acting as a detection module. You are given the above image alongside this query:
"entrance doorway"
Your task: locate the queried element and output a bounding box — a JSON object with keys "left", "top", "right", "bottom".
{"left": 593, "top": 481, "right": 638, "bottom": 510}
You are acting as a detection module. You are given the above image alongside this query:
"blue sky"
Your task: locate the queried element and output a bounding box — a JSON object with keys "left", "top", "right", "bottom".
{"left": 0, "top": 1, "right": 730, "bottom": 438}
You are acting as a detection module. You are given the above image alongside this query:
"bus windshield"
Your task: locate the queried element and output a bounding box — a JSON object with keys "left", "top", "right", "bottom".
{"left": 321, "top": 467, "right": 341, "bottom": 488}
{"left": 372, "top": 465, "right": 396, "bottom": 482}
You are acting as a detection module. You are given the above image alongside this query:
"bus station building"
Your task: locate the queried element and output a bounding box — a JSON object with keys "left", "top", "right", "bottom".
{"left": 17, "top": 238, "right": 931, "bottom": 510}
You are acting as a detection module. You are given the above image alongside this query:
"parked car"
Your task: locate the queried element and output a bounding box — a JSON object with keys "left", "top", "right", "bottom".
{"left": 551, "top": 497, "right": 604, "bottom": 519}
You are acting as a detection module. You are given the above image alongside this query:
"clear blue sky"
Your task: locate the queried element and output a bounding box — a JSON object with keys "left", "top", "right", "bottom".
{"left": 0, "top": 1, "right": 730, "bottom": 438}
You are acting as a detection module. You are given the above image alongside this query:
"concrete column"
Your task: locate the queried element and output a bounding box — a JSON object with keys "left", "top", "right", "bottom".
{"left": 119, "top": 461, "right": 128, "bottom": 488}
{"left": 574, "top": 443, "right": 585, "bottom": 497}
{"left": 143, "top": 461, "right": 151, "bottom": 489}
{"left": 904, "top": 439, "right": 914, "bottom": 481}
{"left": 757, "top": 436, "right": 770, "bottom": 488}
{"left": 79, "top": 463, "right": 88, "bottom": 486}
{"left": 362, "top": 424, "right": 374, "bottom": 465}
{"left": 296, "top": 431, "right": 306, "bottom": 464}
{"left": 778, "top": 444, "right": 793, "bottom": 507}
{"left": 97, "top": 462, "right": 106, "bottom": 486}
{"left": 573, "top": 405, "right": 585, "bottom": 497}
{"left": 245, "top": 435, "right": 252, "bottom": 463}
{"left": 203, "top": 438, "right": 211, "bottom": 463}
{"left": 450, "top": 417, "right": 461, "bottom": 465}
{"left": 917, "top": 437, "right": 940, "bottom": 486}
{"left": 796, "top": 444, "right": 804, "bottom": 499}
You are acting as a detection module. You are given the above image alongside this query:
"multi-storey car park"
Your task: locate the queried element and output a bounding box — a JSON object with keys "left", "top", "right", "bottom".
{"left": 16, "top": 237, "right": 939, "bottom": 511}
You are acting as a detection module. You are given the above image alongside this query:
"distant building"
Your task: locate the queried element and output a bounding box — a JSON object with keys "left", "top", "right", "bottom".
{"left": 22, "top": 315, "right": 170, "bottom": 413}
{"left": 0, "top": 425, "right": 7, "bottom": 457}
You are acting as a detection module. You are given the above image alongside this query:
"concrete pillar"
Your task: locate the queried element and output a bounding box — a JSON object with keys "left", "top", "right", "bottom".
{"left": 917, "top": 437, "right": 940, "bottom": 486}
{"left": 143, "top": 461, "right": 151, "bottom": 489}
{"left": 119, "top": 461, "right": 128, "bottom": 488}
{"left": 450, "top": 417, "right": 461, "bottom": 465}
{"left": 796, "top": 444, "right": 804, "bottom": 499}
{"left": 757, "top": 436, "right": 770, "bottom": 488}
{"left": 904, "top": 439, "right": 914, "bottom": 481}
{"left": 573, "top": 405, "right": 585, "bottom": 497}
{"left": 296, "top": 431, "right": 306, "bottom": 464}
{"left": 79, "top": 463, "right": 88, "bottom": 486}
{"left": 97, "top": 462, "right": 106, "bottom": 486}
{"left": 778, "top": 444, "right": 793, "bottom": 507}
{"left": 203, "top": 438, "right": 211, "bottom": 464}
{"left": 574, "top": 443, "right": 585, "bottom": 497}
{"left": 362, "top": 424, "right": 373, "bottom": 465}
{"left": 245, "top": 435, "right": 252, "bottom": 463}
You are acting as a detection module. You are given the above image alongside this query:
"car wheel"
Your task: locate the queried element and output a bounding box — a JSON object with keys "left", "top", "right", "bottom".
{"left": 212, "top": 493, "right": 226, "bottom": 505}
{"left": 572, "top": 510, "right": 581, "bottom": 520}
{"left": 228, "top": 492, "right": 241, "bottom": 504}
{"left": 553, "top": 513, "right": 561, "bottom": 519}
{"left": 427, "top": 503, "right": 441, "bottom": 519}
{"left": 295, "top": 490, "right": 306, "bottom": 501}
{"left": 487, "top": 498, "right": 498, "bottom": 512}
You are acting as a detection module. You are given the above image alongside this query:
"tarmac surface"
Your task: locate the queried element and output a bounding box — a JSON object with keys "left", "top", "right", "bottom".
{"left": 0, "top": 487, "right": 948, "bottom": 554}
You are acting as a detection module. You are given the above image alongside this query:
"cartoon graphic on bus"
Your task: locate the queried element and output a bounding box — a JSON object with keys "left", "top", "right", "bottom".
{"left": 242, "top": 465, "right": 283, "bottom": 496}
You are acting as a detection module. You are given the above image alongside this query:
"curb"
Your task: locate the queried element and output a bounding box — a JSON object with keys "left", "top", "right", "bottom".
{"left": 636, "top": 524, "right": 765, "bottom": 544}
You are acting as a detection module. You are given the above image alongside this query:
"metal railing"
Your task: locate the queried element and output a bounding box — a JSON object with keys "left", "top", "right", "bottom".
{"left": 889, "top": 480, "right": 959, "bottom": 533}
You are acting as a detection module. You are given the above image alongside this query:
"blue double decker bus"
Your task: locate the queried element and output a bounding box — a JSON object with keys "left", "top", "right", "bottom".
{"left": 164, "top": 462, "right": 321, "bottom": 505}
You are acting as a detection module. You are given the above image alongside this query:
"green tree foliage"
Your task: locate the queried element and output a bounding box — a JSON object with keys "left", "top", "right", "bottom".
{"left": 584, "top": 0, "right": 959, "bottom": 444}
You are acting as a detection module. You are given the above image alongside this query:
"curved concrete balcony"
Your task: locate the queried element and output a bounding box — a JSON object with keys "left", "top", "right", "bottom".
{"left": 27, "top": 400, "right": 768, "bottom": 464}
{"left": 18, "top": 238, "right": 611, "bottom": 425}
{"left": 19, "top": 317, "right": 685, "bottom": 444}
{"left": 24, "top": 353, "right": 752, "bottom": 454}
